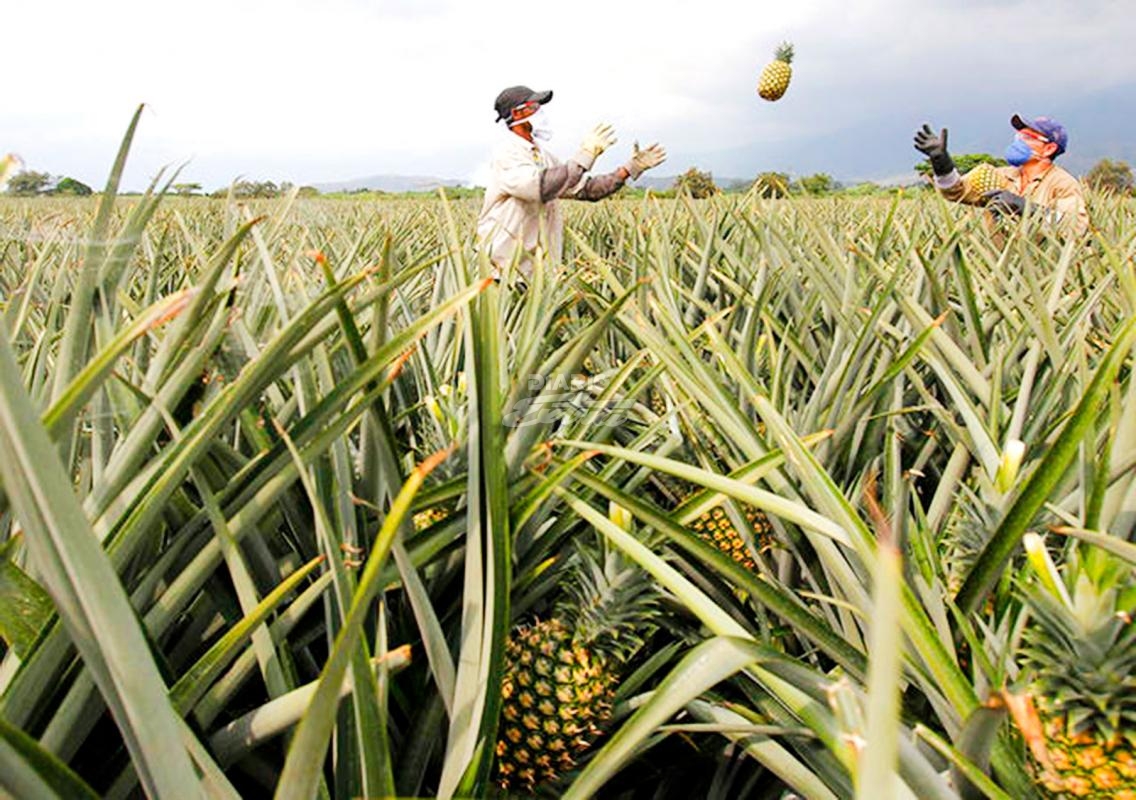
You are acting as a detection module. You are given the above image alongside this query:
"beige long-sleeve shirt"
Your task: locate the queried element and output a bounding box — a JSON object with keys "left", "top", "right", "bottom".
{"left": 476, "top": 129, "right": 626, "bottom": 277}
{"left": 935, "top": 162, "right": 1089, "bottom": 235}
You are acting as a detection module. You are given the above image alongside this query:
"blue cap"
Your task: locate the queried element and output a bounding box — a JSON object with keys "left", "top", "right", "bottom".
{"left": 1011, "top": 114, "right": 1067, "bottom": 156}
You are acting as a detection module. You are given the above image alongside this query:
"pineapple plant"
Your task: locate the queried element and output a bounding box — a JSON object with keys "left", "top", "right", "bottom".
{"left": 574, "top": 264, "right": 600, "bottom": 287}
{"left": 757, "top": 42, "right": 795, "bottom": 101}
{"left": 495, "top": 548, "right": 657, "bottom": 794}
{"left": 1012, "top": 538, "right": 1136, "bottom": 798}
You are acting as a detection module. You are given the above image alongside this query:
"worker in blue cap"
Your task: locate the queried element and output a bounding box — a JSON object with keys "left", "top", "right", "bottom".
{"left": 914, "top": 114, "right": 1088, "bottom": 235}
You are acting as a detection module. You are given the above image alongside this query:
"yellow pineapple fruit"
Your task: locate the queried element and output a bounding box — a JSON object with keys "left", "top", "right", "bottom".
{"left": 964, "top": 163, "right": 1009, "bottom": 199}
{"left": 1010, "top": 539, "right": 1136, "bottom": 798}
{"left": 495, "top": 550, "right": 656, "bottom": 793}
{"left": 412, "top": 506, "right": 450, "bottom": 531}
{"left": 651, "top": 472, "right": 776, "bottom": 571}
{"left": 575, "top": 265, "right": 600, "bottom": 286}
{"left": 688, "top": 504, "right": 774, "bottom": 572}
{"left": 496, "top": 618, "right": 615, "bottom": 793}
{"left": 757, "top": 42, "right": 795, "bottom": 101}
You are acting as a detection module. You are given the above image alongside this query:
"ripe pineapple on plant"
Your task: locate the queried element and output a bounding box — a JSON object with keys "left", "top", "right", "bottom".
{"left": 1011, "top": 538, "right": 1136, "bottom": 799}
{"left": 412, "top": 506, "right": 451, "bottom": 532}
{"left": 757, "top": 42, "right": 795, "bottom": 101}
{"left": 646, "top": 386, "right": 669, "bottom": 419}
{"left": 650, "top": 470, "right": 776, "bottom": 572}
{"left": 688, "top": 503, "right": 772, "bottom": 572}
{"left": 495, "top": 548, "right": 657, "bottom": 794}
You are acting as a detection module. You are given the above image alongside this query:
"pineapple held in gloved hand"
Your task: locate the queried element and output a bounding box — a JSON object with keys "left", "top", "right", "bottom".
{"left": 963, "top": 162, "right": 1006, "bottom": 197}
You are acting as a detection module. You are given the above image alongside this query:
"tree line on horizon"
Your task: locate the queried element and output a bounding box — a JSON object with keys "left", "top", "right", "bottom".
{"left": 5, "top": 157, "right": 1134, "bottom": 200}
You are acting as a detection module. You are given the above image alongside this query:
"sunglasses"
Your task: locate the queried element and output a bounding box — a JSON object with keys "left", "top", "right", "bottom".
{"left": 1016, "top": 128, "right": 1051, "bottom": 144}
{"left": 510, "top": 101, "right": 541, "bottom": 121}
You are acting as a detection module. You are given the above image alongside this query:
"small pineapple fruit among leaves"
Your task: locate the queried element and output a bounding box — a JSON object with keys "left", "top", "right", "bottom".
{"left": 651, "top": 472, "right": 775, "bottom": 571}
{"left": 646, "top": 386, "right": 669, "bottom": 418}
{"left": 757, "top": 42, "right": 795, "bottom": 101}
{"left": 495, "top": 549, "right": 657, "bottom": 794}
{"left": 412, "top": 506, "right": 451, "bottom": 532}
{"left": 575, "top": 265, "right": 600, "bottom": 286}
{"left": 965, "top": 163, "right": 1009, "bottom": 199}
{"left": 1013, "top": 539, "right": 1136, "bottom": 798}
{"left": 688, "top": 504, "right": 773, "bottom": 572}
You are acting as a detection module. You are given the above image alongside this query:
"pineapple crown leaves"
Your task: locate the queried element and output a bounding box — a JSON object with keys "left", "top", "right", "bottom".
{"left": 773, "top": 41, "right": 794, "bottom": 64}
{"left": 555, "top": 546, "right": 659, "bottom": 665}
{"left": 1023, "top": 539, "right": 1136, "bottom": 631}
{"left": 1020, "top": 563, "right": 1136, "bottom": 743}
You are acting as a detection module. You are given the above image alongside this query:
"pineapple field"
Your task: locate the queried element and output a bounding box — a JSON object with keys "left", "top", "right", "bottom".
{"left": 2, "top": 121, "right": 1136, "bottom": 800}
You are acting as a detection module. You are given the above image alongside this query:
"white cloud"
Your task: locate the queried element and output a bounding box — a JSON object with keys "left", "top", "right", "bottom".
{"left": 4, "top": 0, "right": 1133, "bottom": 188}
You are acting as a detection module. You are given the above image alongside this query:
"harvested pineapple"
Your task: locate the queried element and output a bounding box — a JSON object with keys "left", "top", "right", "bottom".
{"left": 964, "top": 162, "right": 1010, "bottom": 199}
{"left": 758, "top": 42, "right": 795, "bottom": 101}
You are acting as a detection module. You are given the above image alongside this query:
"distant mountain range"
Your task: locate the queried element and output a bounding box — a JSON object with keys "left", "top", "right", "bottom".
{"left": 312, "top": 174, "right": 468, "bottom": 193}
{"left": 312, "top": 171, "right": 921, "bottom": 195}
{"left": 312, "top": 173, "right": 750, "bottom": 194}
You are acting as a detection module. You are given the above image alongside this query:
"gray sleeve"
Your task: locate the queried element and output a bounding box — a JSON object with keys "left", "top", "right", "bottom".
{"left": 539, "top": 162, "right": 588, "bottom": 202}
{"left": 563, "top": 169, "right": 628, "bottom": 202}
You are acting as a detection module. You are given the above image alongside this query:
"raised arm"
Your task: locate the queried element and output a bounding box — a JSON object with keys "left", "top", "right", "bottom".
{"left": 564, "top": 142, "right": 668, "bottom": 202}
{"left": 535, "top": 123, "right": 618, "bottom": 201}
{"left": 914, "top": 123, "right": 982, "bottom": 203}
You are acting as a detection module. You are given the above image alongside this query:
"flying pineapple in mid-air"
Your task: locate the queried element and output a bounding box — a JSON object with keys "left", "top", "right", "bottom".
{"left": 757, "top": 42, "right": 795, "bottom": 101}
{"left": 1010, "top": 539, "right": 1136, "bottom": 798}
{"left": 495, "top": 548, "right": 657, "bottom": 793}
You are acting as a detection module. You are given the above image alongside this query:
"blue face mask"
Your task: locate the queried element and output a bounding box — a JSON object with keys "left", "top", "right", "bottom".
{"left": 1005, "top": 138, "right": 1034, "bottom": 166}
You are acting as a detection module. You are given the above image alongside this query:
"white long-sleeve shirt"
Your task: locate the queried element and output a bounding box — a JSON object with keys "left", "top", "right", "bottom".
{"left": 476, "top": 128, "right": 626, "bottom": 277}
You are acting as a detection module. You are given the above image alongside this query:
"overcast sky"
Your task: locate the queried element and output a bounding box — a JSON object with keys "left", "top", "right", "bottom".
{"left": 5, "top": 0, "right": 1135, "bottom": 190}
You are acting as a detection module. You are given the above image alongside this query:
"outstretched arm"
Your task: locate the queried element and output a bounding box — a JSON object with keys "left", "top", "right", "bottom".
{"left": 564, "top": 142, "right": 668, "bottom": 202}
{"left": 914, "top": 123, "right": 980, "bottom": 203}
{"left": 563, "top": 167, "right": 631, "bottom": 201}
{"left": 539, "top": 123, "right": 619, "bottom": 201}
{"left": 539, "top": 162, "right": 591, "bottom": 201}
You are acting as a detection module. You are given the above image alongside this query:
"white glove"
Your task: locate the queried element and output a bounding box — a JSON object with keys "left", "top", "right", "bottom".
{"left": 574, "top": 123, "right": 617, "bottom": 170}
{"left": 625, "top": 142, "right": 667, "bottom": 180}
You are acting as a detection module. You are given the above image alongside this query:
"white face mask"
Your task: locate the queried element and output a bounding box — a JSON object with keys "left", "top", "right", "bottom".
{"left": 510, "top": 108, "right": 553, "bottom": 141}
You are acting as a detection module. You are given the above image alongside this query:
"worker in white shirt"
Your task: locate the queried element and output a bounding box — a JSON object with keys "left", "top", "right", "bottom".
{"left": 476, "top": 85, "right": 666, "bottom": 281}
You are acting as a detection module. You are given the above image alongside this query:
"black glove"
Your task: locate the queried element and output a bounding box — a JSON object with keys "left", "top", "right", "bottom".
{"left": 983, "top": 189, "right": 1027, "bottom": 217}
{"left": 913, "top": 124, "right": 956, "bottom": 177}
